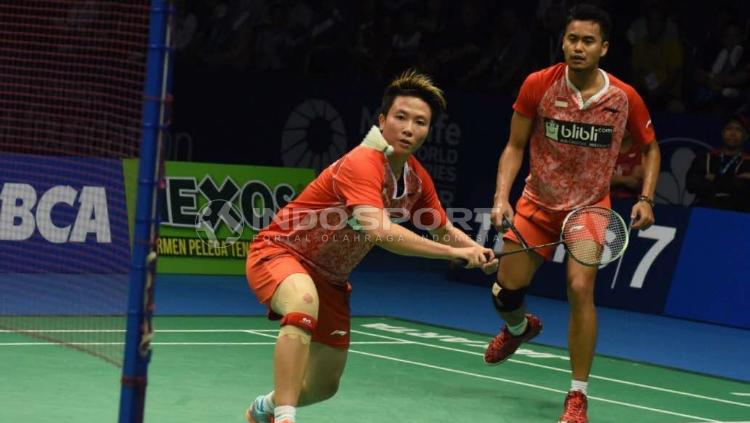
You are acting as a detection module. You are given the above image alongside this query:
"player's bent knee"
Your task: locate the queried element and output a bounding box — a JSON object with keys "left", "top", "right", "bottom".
{"left": 271, "top": 273, "right": 320, "bottom": 316}
{"left": 279, "top": 312, "right": 318, "bottom": 345}
{"left": 491, "top": 281, "right": 527, "bottom": 312}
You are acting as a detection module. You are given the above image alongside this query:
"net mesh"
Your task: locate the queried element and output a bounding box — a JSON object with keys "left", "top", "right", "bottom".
{"left": 562, "top": 207, "right": 629, "bottom": 267}
{"left": 0, "top": 1, "right": 152, "bottom": 366}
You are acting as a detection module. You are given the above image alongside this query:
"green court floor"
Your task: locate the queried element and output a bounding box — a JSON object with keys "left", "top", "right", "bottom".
{"left": 1, "top": 316, "right": 748, "bottom": 422}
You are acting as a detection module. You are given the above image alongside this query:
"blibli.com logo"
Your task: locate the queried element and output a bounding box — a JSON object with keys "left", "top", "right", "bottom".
{"left": 544, "top": 118, "right": 613, "bottom": 148}
{"left": 0, "top": 183, "right": 111, "bottom": 243}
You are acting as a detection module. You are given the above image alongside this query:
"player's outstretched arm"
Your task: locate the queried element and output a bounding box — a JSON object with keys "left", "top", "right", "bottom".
{"left": 353, "top": 205, "right": 492, "bottom": 268}
{"left": 430, "top": 222, "right": 498, "bottom": 274}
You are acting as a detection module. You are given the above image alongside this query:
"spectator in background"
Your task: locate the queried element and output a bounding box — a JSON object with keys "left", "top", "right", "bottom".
{"left": 631, "top": 5, "right": 685, "bottom": 112}
{"left": 174, "top": 0, "right": 198, "bottom": 53}
{"left": 352, "top": 0, "right": 386, "bottom": 81}
{"left": 418, "top": 0, "right": 447, "bottom": 40}
{"left": 302, "top": 0, "right": 350, "bottom": 76}
{"left": 195, "top": 0, "right": 256, "bottom": 69}
{"left": 427, "top": 1, "right": 489, "bottom": 84}
{"left": 687, "top": 114, "right": 750, "bottom": 212}
{"left": 611, "top": 131, "right": 645, "bottom": 200}
{"left": 459, "top": 7, "right": 531, "bottom": 94}
{"left": 693, "top": 21, "right": 750, "bottom": 115}
{"left": 254, "top": 2, "right": 296, "bottom": 71}
{"left": 384, "top": 7, "right": 423, "bottom": 78}
{"left": 626, "top": 0, "right": 679, "bottom": 46}
{"left": 530, "top": 2, "right": 567, "bottom": 69}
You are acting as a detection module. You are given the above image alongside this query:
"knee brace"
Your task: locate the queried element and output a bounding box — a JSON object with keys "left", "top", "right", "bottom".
{"left": 491, "top": 281, "right": 527, "bottom": 312}
{"left": 279, "top": 312, "right": 318, "bottom": 344}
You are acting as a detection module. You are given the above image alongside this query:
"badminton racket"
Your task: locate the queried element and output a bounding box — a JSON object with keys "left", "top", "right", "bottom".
{"left": 457, "top": 206, "right": 629, "bottom": 268}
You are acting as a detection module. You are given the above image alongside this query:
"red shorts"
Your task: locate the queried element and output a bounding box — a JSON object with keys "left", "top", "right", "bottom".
{"left": 504, "top": 196, "right": 611, "bottom": 260}
{"left": 246, "top": 242, "right": 351, "bottom": 349}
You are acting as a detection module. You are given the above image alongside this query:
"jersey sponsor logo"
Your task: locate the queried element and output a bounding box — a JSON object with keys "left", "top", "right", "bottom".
{"left": 544, "top": 117, "right": 613, "bottom": 148}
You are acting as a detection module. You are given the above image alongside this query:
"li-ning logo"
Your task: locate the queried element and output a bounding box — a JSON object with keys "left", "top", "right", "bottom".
{"left": 544, "top": 117, "right": 613, "bottom": 148}
{"left": 330, "top": 330, "right": 348, "bottom": 337}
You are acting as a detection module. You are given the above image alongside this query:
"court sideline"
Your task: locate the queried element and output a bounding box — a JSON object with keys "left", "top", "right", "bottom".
{"left": 154, "top": 252, "right": 750, "bottom": 383}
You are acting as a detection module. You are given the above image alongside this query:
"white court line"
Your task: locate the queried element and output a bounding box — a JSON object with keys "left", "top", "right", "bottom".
{"left": 348, "top": 349, "right": 716, "bottom": 422}
{"left": 243, "top": 328, "right": 716, "bottom": 421}
{"left": 351, "top": 328, "right": 750, "bottom": 409}
{"left": 0, "top": 341, "right": 406, "bottom": 346}
{"left": 0, "top": 342, "right": 125, "bottom": 346}
{"left": 0, "top": 329, "right": 126, "bottom": 333}
{"left": 0, "top": 342, "right": 268, "bottom": 346}
{"left": 0, "top": 329, "right": 281, "bottom": 333}
{"left": 0, "top": 329, "right": 264, "bottom": 333}
{"left": 5, "top": 326, "right": 744, "bottom": 410}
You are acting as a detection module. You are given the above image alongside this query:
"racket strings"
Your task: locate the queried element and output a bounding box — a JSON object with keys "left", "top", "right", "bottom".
{"left": 562, "top": 207, "right": 629, "bottom": 266}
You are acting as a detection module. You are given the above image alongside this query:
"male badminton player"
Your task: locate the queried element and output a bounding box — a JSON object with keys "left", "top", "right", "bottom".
{"left": 484, "top": 5, "right": 661, "bottom": 422}
{"left": 245, "top": 70, "right": 498, "bottom": 423}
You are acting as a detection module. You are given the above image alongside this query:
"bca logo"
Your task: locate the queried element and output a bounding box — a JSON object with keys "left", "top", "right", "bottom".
{"left": 0, "top": 183, "right": 111, "bottom": 243}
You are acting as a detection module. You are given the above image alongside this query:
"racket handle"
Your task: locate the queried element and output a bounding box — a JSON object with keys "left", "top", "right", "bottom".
{"left": 502, "top": 215, "right": 530, "bottom": 249}
{"left": 501, "top": 215, "right": 513, "bottom": 231}
{"left": 451, "top": 258, "right": 469, "bottom": 268}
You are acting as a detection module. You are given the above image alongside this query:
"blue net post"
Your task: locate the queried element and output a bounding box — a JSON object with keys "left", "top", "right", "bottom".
{"left": 119, "top": 1, "right": 173, "bottom": 422}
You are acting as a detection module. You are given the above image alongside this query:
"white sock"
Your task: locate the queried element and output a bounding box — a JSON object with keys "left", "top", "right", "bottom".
{"left": 507, "top": 317, "right": 528, "bottom": 336}
{"left": 571, "top": 380, "right": 588, "bottom": 395}
{"left": 261, "top": 392, "right": 274, "bottom": 414}
{"left": 274, "top": 405, "right": 296, "bottom": 422}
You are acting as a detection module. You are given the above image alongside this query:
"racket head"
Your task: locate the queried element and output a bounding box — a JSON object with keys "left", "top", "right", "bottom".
{"left": 561, "top": 206, "right": 629, "bottom": 267}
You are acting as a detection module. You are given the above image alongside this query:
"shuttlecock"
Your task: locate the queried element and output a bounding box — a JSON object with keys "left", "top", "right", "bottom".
{"left": 360, "top": 126, "right": 394, "bottom": 156}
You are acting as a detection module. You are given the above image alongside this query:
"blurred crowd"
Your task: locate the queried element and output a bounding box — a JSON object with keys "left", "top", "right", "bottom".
{"left": 175, "top": 0, "right": 750, "bottom": 116}
{"left": 173, "top": 0, "right": 750, "bottom": 212}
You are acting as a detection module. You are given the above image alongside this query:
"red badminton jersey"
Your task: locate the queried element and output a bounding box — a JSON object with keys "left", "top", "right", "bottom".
{"left": 254, "top": 146, "right": 448, "bottom": 285}
{"left": 513, "top": 63, "right": 656, "bottom": 210}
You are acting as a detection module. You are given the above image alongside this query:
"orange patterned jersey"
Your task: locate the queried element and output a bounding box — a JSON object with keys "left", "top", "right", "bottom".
{"left": 513, "top": 63, "right": 655, "bottom": 211}
{"left": 253, "top": 146, "right": 447, "bottom": 285}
